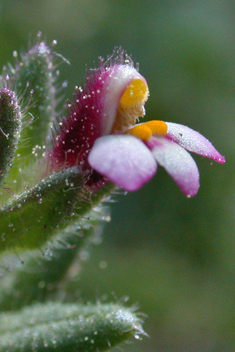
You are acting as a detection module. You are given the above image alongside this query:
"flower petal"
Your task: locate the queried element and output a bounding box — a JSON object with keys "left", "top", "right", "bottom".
{"left": 88, "top": 135, "right": 157, "bottom": 191}
{"left": 102, "top": 65, "right": 147, "bottom": 135}
{"left": 149, "top": 137, "right": 199, "bottom": 197}
{"left": 166, "top": 123, "right": 226, "bottom": 163}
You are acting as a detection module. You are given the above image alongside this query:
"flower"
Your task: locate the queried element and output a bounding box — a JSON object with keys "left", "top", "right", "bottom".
{"left": 50, "top": 48, "right": 225, "bottom": 197}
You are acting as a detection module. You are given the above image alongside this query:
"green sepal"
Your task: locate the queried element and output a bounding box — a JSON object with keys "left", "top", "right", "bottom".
{"left": 0, "top": 302, "right": 144, "bottom": 352}
{"left": 12, "top": 37, "right": 57, "bottom": 159}
{"left": 0, "top": 206, "right": 108, "bottom": 311}
{"left": 0, "top": 87, "right": 21, "bottom": 186}
{"left": 1, "top": 36, "right": 59, "bottom": 197}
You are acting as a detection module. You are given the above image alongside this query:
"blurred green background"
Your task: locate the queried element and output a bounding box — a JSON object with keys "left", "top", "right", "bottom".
{"left": 0, "top": 0, "right": 234, "bottom": 351}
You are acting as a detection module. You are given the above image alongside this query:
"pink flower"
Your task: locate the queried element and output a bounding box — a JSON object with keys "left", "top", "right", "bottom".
{"left": 50, "top": 48, "right": 225, "bottom": 197}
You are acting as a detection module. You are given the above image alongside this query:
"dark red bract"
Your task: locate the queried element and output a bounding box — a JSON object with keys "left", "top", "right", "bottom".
{"left": 49, "top": 69, "right": 110, "bottom": 172}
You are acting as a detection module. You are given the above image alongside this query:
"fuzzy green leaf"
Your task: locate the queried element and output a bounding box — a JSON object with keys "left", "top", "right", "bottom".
{"left": 0, "top": 167, "right": 83, "bottom": 251}
{"left": 0, "top": 206, "right": 109, "bottom": 311}
{"left": 0, "top": 302, "right": 144, "bottom": 352}
{"left": 0, "top": 166, "right": 113, "bottom": 253}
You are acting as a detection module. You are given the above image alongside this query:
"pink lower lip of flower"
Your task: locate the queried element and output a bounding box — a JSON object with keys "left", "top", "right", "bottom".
{"left": 88, "top": 120, "right": 225, "bottom": 196}
{"left": 88, "top": 132, "right": 199, "bottom": 196}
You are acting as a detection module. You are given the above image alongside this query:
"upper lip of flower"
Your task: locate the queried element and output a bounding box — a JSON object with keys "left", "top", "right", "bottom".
{"left": 49, "top": 47, "right": 225, "bottom": 197}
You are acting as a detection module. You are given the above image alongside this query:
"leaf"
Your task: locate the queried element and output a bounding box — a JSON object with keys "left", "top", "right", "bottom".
{"left": 0, "top": 205, "right": 109, "bottom": 311}
{"left": 0, "top": 302, "right": 144, "bottom": 352}
{"left": 0, "top": 166, "right": 113, "bottom": 253}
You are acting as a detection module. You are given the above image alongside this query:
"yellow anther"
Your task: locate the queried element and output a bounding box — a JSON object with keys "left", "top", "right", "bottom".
{"left": 125, "top": 124, "right": 152, "bottom": 141}
{"left": 145, "top": 120, "right": 168, "bottom": 136}
{"left": 120, "top": 78, "right": 149, "bottom": 108}
{"left": 125, "top": 120, "right": 168, "bottom": 141}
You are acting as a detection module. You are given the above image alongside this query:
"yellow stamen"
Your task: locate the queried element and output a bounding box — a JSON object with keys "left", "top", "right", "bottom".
{"left": 112, "top": 78, "right": 149, "bottom": 133}
{"left": 125, "top": 120, "right": 168, "bottom": 141}
{"left": 145, "top": 120, "right": 168, "bottom": 136}
{"left": 120, "top": 78, "right": 149, "bottom": 108}
{"left": 126, "top": 124, "right": 152, "bottom": 141}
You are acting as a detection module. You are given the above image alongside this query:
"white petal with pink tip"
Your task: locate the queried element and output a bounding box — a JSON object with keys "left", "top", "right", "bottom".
{"left": 166, "top": 123, "right": 225, "bottom": 163}
{"left": 88, "top": 135, "right": 157, "bottom": 191}
{"left": 150, "top": 137, "right": 200, "bottom": 197}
